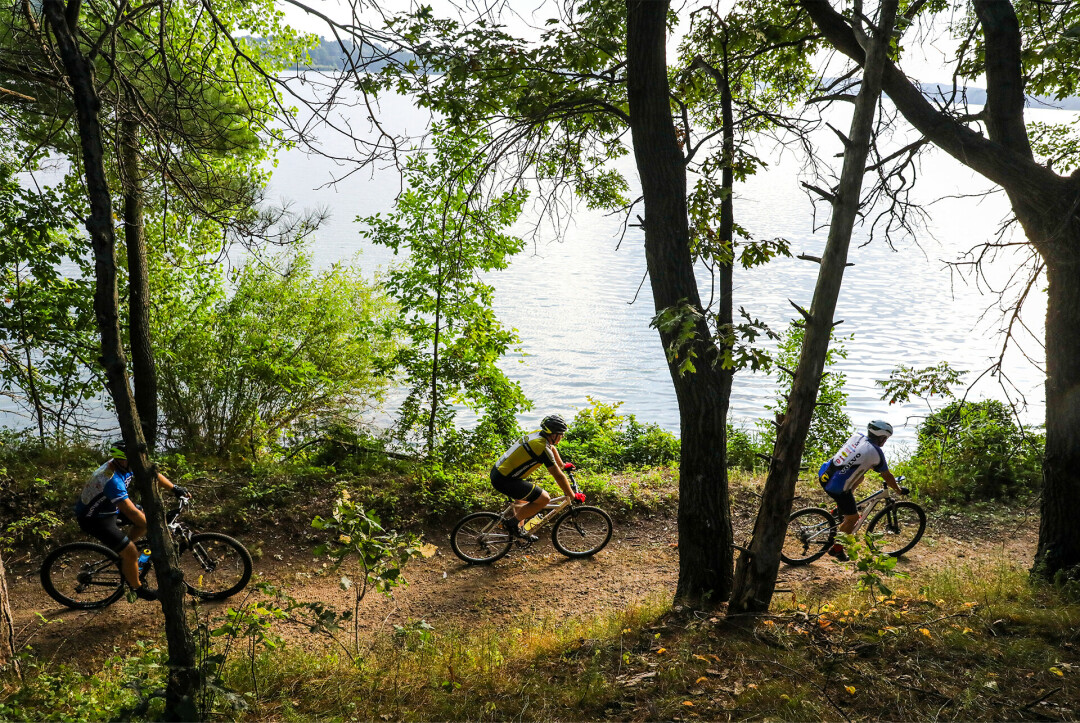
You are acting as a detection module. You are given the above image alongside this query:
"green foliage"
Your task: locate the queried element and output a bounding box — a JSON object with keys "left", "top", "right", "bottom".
{"left": 876, "top": 361, "right": 966, "bottom": 409}
{"left": 360, "top": 130, "right": 531, "bottom": 452}
{"left": 312, "top": 490, "right": 422, "bottom": 598}
{"left": 838, "top": 532, "right": 910, "bottom": 602}
{"left": 0, "top": 160, "right": 100, "bottom": 440}
{"left": 726, "top": 425, "right": 767, "bottom": 471}
{"left": 559, "top": 398, "right": 679, "bottom": 471}
{"left": 757, "top": 322, "right": 853, "bottom": 466}
{"left": 152, "top": 245, "right": 397, "bottom": 454}
{"left": 902, "top": 399, "right": 1043, "bottom": 501}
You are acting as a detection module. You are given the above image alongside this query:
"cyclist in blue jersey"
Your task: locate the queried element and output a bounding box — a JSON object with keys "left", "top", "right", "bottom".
{"left": 74, "top": 442, "right": 188, "bottom": 600}
{"left": 818, "top": 420, "right": 908, "bottom": 561}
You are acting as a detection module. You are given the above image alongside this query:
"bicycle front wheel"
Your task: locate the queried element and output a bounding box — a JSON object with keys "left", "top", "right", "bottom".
{"left": 552, "top": 506, "right": 613, "bottom": 558}
{"left": 451, "top": 512, "right": 513, "bottom": 564}
{"left": 40, "top": 543, "right": 126, "bottom": 609}
{"left": 781, "top": 508, "right": 837, "bottom": 566}
{"left": 866, "top": 501, "right": 926, "bottom": 557}
{"left": 178, "top": 533, "right": 252, "bottom": 600}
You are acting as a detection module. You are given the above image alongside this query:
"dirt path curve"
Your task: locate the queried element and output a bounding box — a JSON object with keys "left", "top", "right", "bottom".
{"left": 6, "top": 505, "right": 1038, "bottom": 669}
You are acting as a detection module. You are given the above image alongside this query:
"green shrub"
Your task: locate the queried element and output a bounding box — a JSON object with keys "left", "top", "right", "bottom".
{"left": 903, "top": 399, "right": 1043, "bottom": 501}
{"left": 152, "top": 245, "right": 398, "bottom": 455}
{"left": 559, "top": 399, "right": 679, "bottom": 471}
{"left": 726, "top": 425, "right": 767, "bottom": 471}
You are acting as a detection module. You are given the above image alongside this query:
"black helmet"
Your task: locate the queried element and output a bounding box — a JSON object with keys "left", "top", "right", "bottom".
{"left": 108, "top": 440, "right": 128, "bottom": 460}
{"left": 540, "top": 414, "right": 568, "bottom": 434}
{"left": 867, "top": 420, "right": 893, "bottom": 441}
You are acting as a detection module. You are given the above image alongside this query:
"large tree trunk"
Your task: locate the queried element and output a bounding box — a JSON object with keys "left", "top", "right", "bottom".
{"left": 800, "top": 0, "right": 1080, "bottom": 580}
{"left": 728, "top": 0, "right": 897, "bottom": 615}
{"left": 120, "top": 116, "right": 158, "bottom": 450}
{"left": 627, "top": 0, "right": 734, "bottom": 606}
{"left": 0, "top": 551, "right": 16, "bottom": 675}
{"left": 42, "top": 2, "right": 200, "bottom": 719}
{"left": 1036, "top": 248, "right": 1080, "bottom": 575}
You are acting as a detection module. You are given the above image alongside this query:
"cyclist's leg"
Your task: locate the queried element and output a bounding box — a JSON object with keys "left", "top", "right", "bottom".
{"left": 491, "top": 470, "right": 547, "bottom": 525}
{"left": 78, "top": 515, "right": 141, "bottom": 587}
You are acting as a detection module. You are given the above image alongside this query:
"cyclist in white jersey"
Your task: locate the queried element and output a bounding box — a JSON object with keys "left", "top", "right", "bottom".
{"left": 817, "top": 420, "right": 908, "bottom": 560}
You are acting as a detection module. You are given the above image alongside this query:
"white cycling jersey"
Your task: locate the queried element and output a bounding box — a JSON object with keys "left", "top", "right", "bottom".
{"left": 819, "top": 432, "right": 889, "bottom": 494}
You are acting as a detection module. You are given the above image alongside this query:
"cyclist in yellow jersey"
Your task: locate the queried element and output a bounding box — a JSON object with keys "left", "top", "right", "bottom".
{"left": 491, "top": 414, "right": 579, "bottom": 540}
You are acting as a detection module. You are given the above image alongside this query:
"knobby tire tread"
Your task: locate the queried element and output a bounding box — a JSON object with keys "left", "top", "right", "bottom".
{"left": 781, "top": 507, "right": 837, "bottom": 566}
{"left": 450, "top": 511, "right": 513, "bottom": 564}
{"left": 182, "top": 532, "right": 253, "bottom": 600}
{"left": 866, "top": 501, "right": 926, "bottom": 557}
{"left": 551, "top": 506, "right": 613, "bottom": 558}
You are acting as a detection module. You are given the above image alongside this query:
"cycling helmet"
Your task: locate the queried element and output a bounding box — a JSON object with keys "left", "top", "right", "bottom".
{"left": 540, "top": 414, "right": 569, "bottom": 435}
{"left": 108, "top": 441, "right": 128, "bottom": 460}
{"left": 867, "top": 420, "right": 893, "bottom": 442}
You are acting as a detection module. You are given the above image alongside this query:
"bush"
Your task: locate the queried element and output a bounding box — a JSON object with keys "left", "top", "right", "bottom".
{"left": 152, "top": 246, "right": 398, "bottom": 455}
{"left": 559, "top": 399, "right": 679, "bottom": 471}
{"left": 727, "top": 425, "right": 767, "bottom": 471}
{"left": 902, "top": 399, "right": 1043, "bottom": 501}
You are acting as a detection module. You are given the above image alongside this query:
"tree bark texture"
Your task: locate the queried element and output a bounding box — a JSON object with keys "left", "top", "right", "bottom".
{"left": 41, "top": 2, "right": 200, "bottom": 718}
{"left": 728, "top": 0, "right": 897, "bottom": 616}
{"left": 120, "top": 117, "right": 158, "bottom": 451}
{"left": 627, "top": 0, "right": 734, "bottom": 606}
{"left": 0, "top": 551, "right": 17, "bottom": 674}
{"left": 800, "top": 0, "right": 1080, "bottom": 578}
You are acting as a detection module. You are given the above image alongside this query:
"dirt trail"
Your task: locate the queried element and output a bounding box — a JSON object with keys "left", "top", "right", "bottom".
{"left": 6, "top": 505, "right": 1039, "bottom": 669}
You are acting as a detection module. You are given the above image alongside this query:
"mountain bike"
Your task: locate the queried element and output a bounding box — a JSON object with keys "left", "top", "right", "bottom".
{"left": 781, "top": 476, "right": 926, "bottom": 566}
{"left": 40, "top": 497, "right": 253, "bottom": 609}
{"left": 450, "top": 467, "right": 613, "bottom": 564}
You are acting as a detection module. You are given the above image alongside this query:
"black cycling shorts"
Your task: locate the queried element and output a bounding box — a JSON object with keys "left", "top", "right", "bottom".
{"left": 820, "top": 479, "right": 858, "bottom": 517}
{"left": 77, "top": 513, "right": 133, "bottom": 553}
{"left": 490, "top": 467, "right": 544, "bottom": 503}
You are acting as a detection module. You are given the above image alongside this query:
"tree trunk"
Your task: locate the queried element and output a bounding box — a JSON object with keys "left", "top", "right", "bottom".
{"left": 728, "top": 0, "right": 898, "bottom": 616}
{"left": 627, "top": 0, "right": 734, "bottom": 606}
{"left": 0, "top": 551, "right": 17, "bottom": 675}
{"left": 41, "top": 3, "right": 200, "bottom": 719}
{"left": 1036, "top": 248, "right": 1080, "bottom": 576}
{"left": 120, "top": 116, "right": 158, "bottom": 451}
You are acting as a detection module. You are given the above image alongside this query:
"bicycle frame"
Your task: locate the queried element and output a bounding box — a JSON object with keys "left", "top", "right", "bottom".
{"left": 490, "top": 469, "right": 583, "bottom": 539}
{"left": 801, "top": 483, "right": 897, "bottom": 546}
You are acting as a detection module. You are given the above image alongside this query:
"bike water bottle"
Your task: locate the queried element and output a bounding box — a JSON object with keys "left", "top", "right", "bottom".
{"left": 524, "top": 512, "right": 545, "bottom": 531}
{"left": 138, "top": 549, "right": 151, "bottom": 568}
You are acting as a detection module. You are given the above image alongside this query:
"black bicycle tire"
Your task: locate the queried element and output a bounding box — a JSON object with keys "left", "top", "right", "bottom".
{"left": 551, "top": 506, "right": 613, "bottom": 558}
{"left": 866, "top": 501, "right": 926, "bottom": 557}
{"left": 781, "top": 507, "right": 837, "bottom": 566}
{"left": 40, "top": 542, "right": 126, "bottom": 610}
{"left": 180, "top": 533, "right": 253, "bottom": 600}
{"left": 450, "top": 511, "right": 514, "bottom": 564}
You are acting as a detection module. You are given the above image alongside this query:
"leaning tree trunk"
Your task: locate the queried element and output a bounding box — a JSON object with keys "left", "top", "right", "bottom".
{"left": 627, "top": 0, "right": 734, "bottom": 606}
{"left": 0, "top": 551, "right": 16, "bottom": 675}
{"left": 728, "top": 0, "right": 898, "bottom": 616}
{"left": 41, "top": 2, "right": 199, "bottom": 719}
{"left": 120, "top": 116, "right": 158, "bottom": 451}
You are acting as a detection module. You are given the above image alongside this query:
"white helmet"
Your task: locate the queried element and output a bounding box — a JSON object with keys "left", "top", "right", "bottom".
{"left": 867, "top": 419, "right": 893, "bottom": 441}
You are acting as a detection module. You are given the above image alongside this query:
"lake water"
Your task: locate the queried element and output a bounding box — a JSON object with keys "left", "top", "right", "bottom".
{"left": 2, "top": 95, "right": 1052, "bottom": 449}
{"left": 267, "top": 95, "right": 1051, "bottom": 447}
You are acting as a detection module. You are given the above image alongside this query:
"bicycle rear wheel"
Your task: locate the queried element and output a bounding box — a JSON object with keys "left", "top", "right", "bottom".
{"left": 450, "top": 512, "right": 513, "bottom": 564}
{"left": 866, "top": 501, "right": 926, "bottom": 557}
{"left": 781, "top": 508, "right": 837, "bottom": 566}
{"left": 551, "top": 506, "right": 613, "bottom": 558}
{"left": 178, "top": 533, "right": 252, "bottom": 600}
{"left": 40, "top": 543, "right": 126, "bottom": 609}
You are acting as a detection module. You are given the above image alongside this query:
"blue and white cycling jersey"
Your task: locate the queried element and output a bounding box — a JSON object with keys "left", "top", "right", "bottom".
{"left": 818, "top": 433, "right": 889, "bottom": 494}
{"left": 74, "top": 462, "right": 133, "bottom": 519}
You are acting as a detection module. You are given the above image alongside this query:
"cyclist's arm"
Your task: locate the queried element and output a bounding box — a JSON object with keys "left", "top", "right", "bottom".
{"left": 880, "top": 470, "right": 903, "bottom": 493}
{"left": 117, "top": 497, "right": 146, "bottom": 528}
{"left": 547, "top": 446, "right": 573, "bottom": 499}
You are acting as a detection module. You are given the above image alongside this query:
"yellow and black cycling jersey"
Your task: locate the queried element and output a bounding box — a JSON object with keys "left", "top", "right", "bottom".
{"left": 494, "top": 431, "right": 557, "bottom": 480}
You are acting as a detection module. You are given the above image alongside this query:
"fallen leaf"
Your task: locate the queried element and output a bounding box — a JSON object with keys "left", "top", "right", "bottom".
{"left": 656, "top": 647, "right": 667, "bottom": 655}
{"left": 682, "top": 701, "right": 694, "bottom": 707}
{"left": 919, "top": 628, "right": 932, "bottom": 638}
{"left": 418, "top": 543, "right": 438, "bottom": 558}
{"left": 695, "top": 677, "right": 708, "bottom": 684}
{"left": 845, "top": 686, "right": 856, "bottom": 695}
{"left": 1050, "top": 667, "right": 1065, "bottom": 677}
{"left": 693, "top": 654, "right": 709, "bottom": 661}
